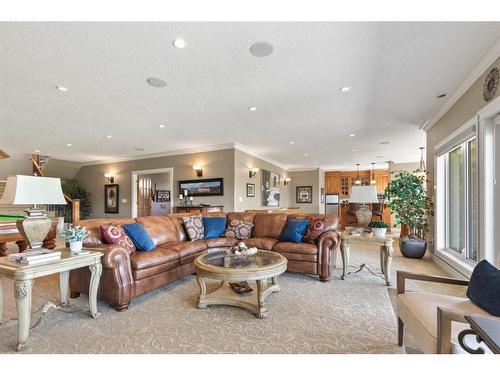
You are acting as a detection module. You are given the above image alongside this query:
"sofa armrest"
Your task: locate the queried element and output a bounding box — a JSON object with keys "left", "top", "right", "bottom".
{"left": 397, "top": 271, "right": 469, "bottom": 294}
{"left": 316, "top": 230, "right": 340, "bottom": 281}
{"left": 76, "top": 244, "right": 134, "bottom": 310}
{"left": 437, "top": 307, "right": 469, "bottom": 354}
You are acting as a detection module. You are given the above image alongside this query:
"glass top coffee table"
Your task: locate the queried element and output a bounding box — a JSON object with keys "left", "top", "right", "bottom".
{"left": 194, "top": 250, "right": 287, "bottom": 318}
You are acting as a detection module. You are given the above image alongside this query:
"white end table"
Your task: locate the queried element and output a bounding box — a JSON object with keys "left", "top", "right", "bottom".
{"left": 0, "top": 249, "right": 103, "bottom": 351}
{"left": 340, "top": 229, "right": 394, "bottom": 286}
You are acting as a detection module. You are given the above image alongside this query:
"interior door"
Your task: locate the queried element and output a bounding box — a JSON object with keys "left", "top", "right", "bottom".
{"left": 137, "top": 176, "right": 152, "bottom": 217}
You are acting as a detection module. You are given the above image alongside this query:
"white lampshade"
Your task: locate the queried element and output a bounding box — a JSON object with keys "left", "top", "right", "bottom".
{"left": 349, "top": 186, "right": 379, "bottom": 203}
{"left": 0, "top": 175, "right": 67, "bottom": 205}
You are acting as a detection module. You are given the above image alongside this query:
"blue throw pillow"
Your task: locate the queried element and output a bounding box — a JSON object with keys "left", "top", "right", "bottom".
{"left": 466, "top": 260, "right": 500, "bottom": 317}
{"left": 203, "top": 217, "right": 226, "bottom": 239}
{"left": 279, "top": 219, "right": 310, "bottom": 243}
{"left": 123, "top": 223, "right": 155, "bottom": 251}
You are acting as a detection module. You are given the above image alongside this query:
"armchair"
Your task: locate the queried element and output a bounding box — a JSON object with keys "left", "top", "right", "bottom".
{"left": 396, "top": 271, "right": 493, "bottom": 353}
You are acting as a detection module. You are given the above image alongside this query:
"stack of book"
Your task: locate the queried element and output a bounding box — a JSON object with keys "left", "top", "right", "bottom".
{"left": 9, "top": 249, "right": 61, "bottom": 265}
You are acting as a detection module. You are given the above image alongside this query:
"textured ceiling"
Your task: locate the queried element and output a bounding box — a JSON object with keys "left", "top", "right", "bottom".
{"left": 1, "top": 22, "right": 499, "bottom": 169}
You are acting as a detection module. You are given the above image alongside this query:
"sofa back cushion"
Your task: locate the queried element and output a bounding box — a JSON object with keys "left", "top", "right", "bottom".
{"left": 135, "top": 216, "right": 180, "bottom": 246}
{"left": 123, "top": 223, "right": 155, "bottom": 251}
{"left": 227, "top": 212, "right": 255, "bottom": 224}
{"left": 467, "top": 260, "right": 500, "bottom": 317}
{"left": 79, "top": 218, "right": 135, "bottom": 245}
{"left": 253, "top": 213, "right": 288, "bottom": 239}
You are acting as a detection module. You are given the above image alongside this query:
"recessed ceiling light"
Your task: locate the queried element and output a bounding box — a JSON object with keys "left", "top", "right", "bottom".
{"left": 34, "top": 149, "right": 40, "bottom": 153}
{"left": 289, "top": 141, "right": 295, "bottom": 145}
{"left": 304, "top": 153, "right": 309, "bottom": 157}
{"left": 172, "top": 38, "right": 187, "bottom": 49}
{"left": 134, "top": 147, "right": 144, "bottom": 151}
{"left": 436, "top": 93, "right": 447, "bottom": 99}
{"left": 380, "top": 141, "right": 391, "bottom": 145}
{"left": 349, "top": 133, "right": 355, "bottom": 137}
{"left": 106, "top": 135, "right": 112, "bottom": 139}
{"left": 250, "top": 42, "right": 274, "bottom": 57}
{"left": 340, "top": 87, "right": 350, "bottom": 92}
{"left": 352, "top": 149, "right": 358, "bottom": 152}
{"left": 248, "top": 106, "right": 257, "bottom": 111}
{"left": 159, "top": 124, "right": 166, "bottom": 128}
{"left": 146, "top": 77, "right": 167, "bottom": 88}
{"left": 56, "top": 86, "right": 69, "bottom": 92}
{"left": 376, "top": 156, "right": 384, "bottom": 158}
{"left": 66, "top": 143, "right": 72, "bottom": 147}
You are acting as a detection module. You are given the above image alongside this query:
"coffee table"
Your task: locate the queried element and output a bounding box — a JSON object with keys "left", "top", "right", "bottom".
{"left": 194, "top": 250, "right": 287, "bottom": 319}
{"left": 0, "top": 249, "right": 103, "bottom": 351}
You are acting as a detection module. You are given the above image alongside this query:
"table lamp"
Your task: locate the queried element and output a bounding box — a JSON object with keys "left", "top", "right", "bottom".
{"left": 349, "top": 185, "right": 379, "bottom": 228}
{"left": 0, "top": 175, "right": 67, "bottom": 250}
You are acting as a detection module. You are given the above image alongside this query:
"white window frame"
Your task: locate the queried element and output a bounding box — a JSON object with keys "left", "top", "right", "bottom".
{"left": 434, "top": 117, "right": 478, "bottom": 276}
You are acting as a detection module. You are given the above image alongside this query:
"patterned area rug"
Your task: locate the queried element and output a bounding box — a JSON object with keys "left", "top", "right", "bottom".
{"left": 0, "top": 246, "right": 411, "bottom": 354}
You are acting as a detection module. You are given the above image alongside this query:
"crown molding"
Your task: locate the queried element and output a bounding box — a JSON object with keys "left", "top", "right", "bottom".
{"left": 420, "top": 34, "right": 500, "bottom": 132}
{"left": 81, "top": 143, "right": 235, "bottom": 166}
{"left": 233, "top": 143, "right": 290, "bottom": 171}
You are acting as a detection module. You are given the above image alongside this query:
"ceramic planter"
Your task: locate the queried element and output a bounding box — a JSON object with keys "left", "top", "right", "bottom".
{"left": 400, "top": 237, "right": 427, "bottom": 258}
{"left": 69, "top": 240, "right": 83, "bottom": 253}
{"left": 371, "top": 228, "right": 387, "bottom": 237}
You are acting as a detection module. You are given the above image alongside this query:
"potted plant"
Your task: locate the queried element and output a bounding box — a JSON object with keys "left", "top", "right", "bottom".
{"left": 60, "top": 224, "right": 89, "bottom": 253}
{"left": 368, "top": 221, "right": 388, "bottom": 237}
{"left": 385, "top": 170, "right": 433, "bottom": 258}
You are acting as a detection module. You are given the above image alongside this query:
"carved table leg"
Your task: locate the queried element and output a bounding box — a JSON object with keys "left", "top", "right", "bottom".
{"left": 14, "top": 279, "right": 34, "bottom": 352}
{"left": 0, "top": 243, "right": 7, "bottom": 257}
{"left": 60, "top": 270, "right": 70, "bottom": 306}
{"left": 196, "top": 274, "right": 207, "bottom": 309}
{"left": 271, "top": 276, "right": 278, "bottom": 286}
{"left": 383, "top": 244, "right": 393, "bottom": 286}
{"left": 340, "top": 241, "right": 350, "bottom": 280}
{"left": 379, "top": 246, "right": 385, "bottom": 274}
{"left": 255, "top": 279, "right": 268, "bottom": 319}
{"left": 88, "top": 263, "right": 102, "bottom": 319}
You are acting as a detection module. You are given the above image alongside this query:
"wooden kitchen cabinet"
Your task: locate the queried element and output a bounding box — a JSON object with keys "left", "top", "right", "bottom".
{"left": 325, "top": 172, "right": 340, "bottom": 194}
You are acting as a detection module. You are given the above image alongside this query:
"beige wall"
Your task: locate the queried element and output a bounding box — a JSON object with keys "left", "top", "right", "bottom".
{"left": 75, "top": 148, "right": 235, "bottom": 218}
{"left": 426, "top": 56, "right": 500, "bottom": 251}
{"left": 290, "top": 169, "right": 322, "bottom": 214}
{"left": 43, "top": 159, "right": 82, "bottom": 180}
{"left": 389, "top": 162, "right": 420, "bottom": 174}
{"left": 233, "top": 149, "right": 291, "bottom": 211}
{"left": 0, "top": 153, "right": 32, "bottom": 180}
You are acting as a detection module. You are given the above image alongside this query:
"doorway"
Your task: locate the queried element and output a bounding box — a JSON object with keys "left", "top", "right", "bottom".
{"left": 131, "top": 168, "right": 174, "bottom": 218}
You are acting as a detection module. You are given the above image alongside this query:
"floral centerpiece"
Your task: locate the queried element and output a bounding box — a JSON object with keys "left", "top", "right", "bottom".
{"left": 59, "top": 224, "right": 89, "bottom": 253}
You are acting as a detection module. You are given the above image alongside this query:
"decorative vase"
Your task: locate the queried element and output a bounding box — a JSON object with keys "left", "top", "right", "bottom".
{"left": 355, "top": 205, "right": 373, "bottom": 227}
{"left": 371, "top": 228, "right": 387, "bottom": 237}
{"left": 69, "top": 240, "right": 83, "bottom": 253}
{"left": 399, "top": 237, "right": 427, "bottom": 258}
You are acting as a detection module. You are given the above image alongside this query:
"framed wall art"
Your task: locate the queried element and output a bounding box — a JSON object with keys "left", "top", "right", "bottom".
{"left": 178, "top": 178, "right": 224, "bottom": 197}
{"left": 296, "top": 186, "right": 313, "bottom": 204}
{"left": 261, "top": 169, "right": 280, "bottom": 206}
{"left": 104, "top": 184, "right": 119, "bottom": 214}
{"left": 246, "top": 183, "right": 255, "bottom": 197}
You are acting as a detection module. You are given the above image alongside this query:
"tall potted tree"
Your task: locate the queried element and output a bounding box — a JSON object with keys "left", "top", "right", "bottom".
{"left": 385, "top": 170, "right": 433, "bottom": 258}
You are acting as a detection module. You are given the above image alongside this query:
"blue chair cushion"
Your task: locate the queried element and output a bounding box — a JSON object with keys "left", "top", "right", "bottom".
{"left": 123, "top": 223, "right": 155, "bottom": 251}
{"left": 202, "top": 217, "right": 226, "bottom": 239}
{"left": 466, "top": 260, "right": 500, "bottom": 317}
{"left": 279, "top": 219, "right": 310, "bottom": 243}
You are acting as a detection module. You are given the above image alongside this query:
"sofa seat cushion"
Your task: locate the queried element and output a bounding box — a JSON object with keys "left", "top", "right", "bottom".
{"left": 397, "top": 291, "right": 492, "bottom": 353}
{"left": 161, "top": 240, "right": 208, "bottom": 265}
{"left": 241, "top": 237, "right": 278, "bottom": 251}
{"left": 130, "top": 248, "right": 180, "bottom": 270}
{"left": 272, "top": 241, "right": 318, "bottom": 255}
{"left": 132, "top": 261, "right": 178, "bottom": 280}
{"left": 278, "top": 252, "right": 317, "bottom": 262}
{"left": 205, "top": 237, "right": 238, "bottom": 248}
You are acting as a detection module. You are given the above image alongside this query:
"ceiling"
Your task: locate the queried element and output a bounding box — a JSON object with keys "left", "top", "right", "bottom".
{"left": 1, "top": 22, "right": 500, "bottom": 170}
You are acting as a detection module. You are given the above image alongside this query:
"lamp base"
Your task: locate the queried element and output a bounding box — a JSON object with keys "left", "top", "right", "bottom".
{"left": 355, "top": 205, "right": 373, "bottom": 228}
{"left": 16, "top": 209, "right": 52, "bottom": 250}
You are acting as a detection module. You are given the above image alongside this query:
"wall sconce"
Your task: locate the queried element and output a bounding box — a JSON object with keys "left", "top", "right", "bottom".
{"left": 193, "top": 165, "right": 203, "bottom": 177}
{"left": 249, "top": 167, "right": 259, "bottom": 178}
{"left": 284, "top": 177, "right": 291, "bottom": 186}
{"left": 104, "top": 173, "right": 115, "bottom": 183}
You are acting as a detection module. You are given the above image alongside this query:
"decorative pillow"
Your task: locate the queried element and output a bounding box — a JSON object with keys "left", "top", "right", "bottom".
{"left": 100, "top": 224, "right": 135, "bottom": 254}
{"left": 182, "top": 215, "right": 205, "bottom": 241}
{"left": 224, "top": 219, "right": 253, "bottom": 240}
{"left": 123, "top": 223, "right": 155, "bottom": 251}
{"left": 203, "top": 217, "right": 226, "bottom": 239}
{"left": 280, "top": 219, "right": 310, "bottom": 243}
{"left": 466, "top": 260, "right": 500, "bottom": 317}
{"left": 304, "top": 217, "right": 328, "bottom": 243}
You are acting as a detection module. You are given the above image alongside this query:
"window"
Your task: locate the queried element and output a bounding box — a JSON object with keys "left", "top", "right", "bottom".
{"left": 440, "top": 137, "right": 478, "bottom": 262}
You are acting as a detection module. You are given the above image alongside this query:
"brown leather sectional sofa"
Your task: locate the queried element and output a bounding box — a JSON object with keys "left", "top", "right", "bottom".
{"left": 69, "top": 212, "right": 340, "bottom": 311}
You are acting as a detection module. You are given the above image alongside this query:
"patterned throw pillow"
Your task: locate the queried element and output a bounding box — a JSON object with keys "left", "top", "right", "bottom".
{"left": 224, "top": 219, "right": 254, "bottom": 240}
{"left": 303, "top": 217, "right": 328, "bottom": 243}
{"left": 182, "top": 215, "right": 205, "bottom": 241}
{"left": 100, "top": 224, "right": 136, "bottom": 254}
